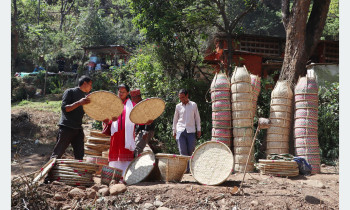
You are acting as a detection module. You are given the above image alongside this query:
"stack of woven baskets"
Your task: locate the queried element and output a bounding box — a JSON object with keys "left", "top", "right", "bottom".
{"left": 294, "top": 70, "right": 321, "bottom": 174}
{"left": 250, "top": 74, "right": 261, "bottom": 116}
{"left": 48, "top": 159, "right": 99, "bottom": 186}
{"left": 231, "top": 66, "right": 255, "bottom": 172}
{"left": 84, "top": 130, "right": 110, "bottom": 157}
{"left": 210, "top": 72, "right": 232, "bottom": 147}
{"left": 266, "top": 81, "right": 293, "bottom": 155}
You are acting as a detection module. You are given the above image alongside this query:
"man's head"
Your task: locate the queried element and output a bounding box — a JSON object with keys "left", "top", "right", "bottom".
{"left": 178, "top": 89, "right": 189, "bottom": 104}
{"left": 78, "top": 75, "right": 92, "bottom": 93}
{"left": 118, "top": 84, "right": 130, "bottom": 101}
{"left": 130, "top": 89, "right": 142, "bottom": 103}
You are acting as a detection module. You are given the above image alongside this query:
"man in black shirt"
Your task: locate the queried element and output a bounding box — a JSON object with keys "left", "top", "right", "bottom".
{"left": 130, "top": 89, "right": 155, "bottom": 157}
{"left": 50, "top": 75, "right": 92, "bottom": 160}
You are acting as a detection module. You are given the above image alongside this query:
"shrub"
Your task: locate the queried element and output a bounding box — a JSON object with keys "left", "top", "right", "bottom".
{"left": 318, "top": 82, "right": 339, "bottom": 164}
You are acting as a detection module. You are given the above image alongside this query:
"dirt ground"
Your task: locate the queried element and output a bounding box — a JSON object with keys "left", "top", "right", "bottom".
{"left": 11, "top": 107, "right": 339, "bottom": 209}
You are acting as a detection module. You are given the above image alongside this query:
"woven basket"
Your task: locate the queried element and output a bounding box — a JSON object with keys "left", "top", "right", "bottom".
{"left": 212, "top": 100, "right": 231, "bottom": 111}
{"left": 101, "top": 165, "right": 123, "bottom": 185}
{"left": 294, "top": 118, "right": 318, "bottom": 129}
{"left": 269, "top": 118, "right": 291, "bottom": 128}
{"left": 231, "top": 110, "right": 254, "bottom": 119}
{"left": 231, "top": 101, "right": 253, "bottom": 111}
{"left": 233, "top": 137, "right": 254, "bottom": 147}
{"left": 295, "top": 101, "right": 318, "bottom": 109}
{"left": 211, "top": 91, "right": 231, "bottom": 101}
{"left": 232, "top": 119, "right": 253, "bottom": 127}
{"left": 212, "top": 111, "right": 231, "bottom": 121}
{"left": 234, "top": 164, "right": 255, "bottom": 172}
{"left": 295, "top": 76, "right": 318, "bottom": 94}
{"left": 295, "top": 94, "right": 318, "bottom": 102}
{"left": 155, "top": 153, "right": 190, "bottom": 182}
{"left": 212, "top": 128, "right": 232, "bottom": 137}
{"left": 233, "top": 146, "right": 252, "bottom": 154}
{"left": 129, "top": 98, "right": 165, "bottom": 124}
{"left": 309, "top": 164, "right": 321, "bottom": 174}
{"left": 266, "top": 148, "right": 289, "bottom": 155}
{"left": 266, "top": 141, "right": 289, "bottom": 149}
{"left": 231, "top": 83, "right": 252, "bottom": 94}
{"left": 83, "top": 91, "right": 124, "bottom": 121}
{"left": 266, "top": 133, "right": 288, "bottom": 141}
{"left": 295, "top": 137, "right": 319, "bottom": 147}
{"left": 86, "top": 156, "right": 108, "bottom": 166}
{"left": 296, "top": 155, "right": 321, "bottom": 165}
{"left": 85, "top": 143, "right": 110, "bottom": 152}
{"left": 86, "top": 136, "right": 111, "bottom": 145}
{"left": 295, "top": 109, "right": 318, "bottom": 119}
{"left": 190, "top": 141, "right": 234, "bottom": 185}
{"left": 89, "top": 130, "right": 110, "bottom": 138}
{"left": 212, "top": 120, "right": 231, "bottom": 129}
{"left": 124, "top": 151, "right": 155, "bottom": 185}
{"left": 84, "top": 148, "right": 102, "bottom": 156}
{"left": 234, "top": 154, "right": 254, "bottom": 164}
{"left": 33, "top": 158, "right": 56, "bottom": 183}
{"left": 211, "top": 138, "right": 232, "bottom": 146}
{"left": 250, "top": 74, "right": 261, "bottom": 115}
{"left": 295, "top": 146, "right": 320, "bottom": 155}
{"left": 233, "top": 127, "right": 253, "bottom": 137}
{"left": 231, "top": 66, "right": 251, "bottom": 85}
{"left": 270, "top": 111, "right": 291, "bottom": 119}
{"left": 231, "top": 93, "right": 253, "bottom": 101}
{"left": 210, "top": 72, "right": 230, "bottom": 92}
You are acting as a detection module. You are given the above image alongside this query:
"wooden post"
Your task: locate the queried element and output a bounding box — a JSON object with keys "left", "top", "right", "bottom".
{"left": 43, "top": 70, "right": 47, "bottom": 95}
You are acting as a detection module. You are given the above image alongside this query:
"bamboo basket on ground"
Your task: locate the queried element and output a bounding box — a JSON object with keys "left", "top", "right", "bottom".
{"left": 210, "top": 72, "right": 232, "bottom": 148}
{"left": 294, "top": 70, "right": 321, "bottom": 174}
{"left": 258, "top": 159, "right": 299, "bottom": 177}
{"left": 231, "top": 66, "right": 254, "bottom": 172}
{"left": 101, "top": 165, "right": 123, "bottom": 185}
{"left": 266, "top": 81, "right": 293, "bottom": 155}
{"left": 155, "top": 153, "right": 190, "bottom": 182}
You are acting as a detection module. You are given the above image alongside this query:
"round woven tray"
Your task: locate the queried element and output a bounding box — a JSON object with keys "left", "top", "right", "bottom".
{"left": 83, "top": 91, "right": 124, "bottom": 121}
{"left": 190, "top": 141, "right": 234, "bottom": 186}
{"left": 129, "top": 98, "right": 165, "bottom": 124}
{"left": 124, "top": 151, "right": 155, "bottom": 185}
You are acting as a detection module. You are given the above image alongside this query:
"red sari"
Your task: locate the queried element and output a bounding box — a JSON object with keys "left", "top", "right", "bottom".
{"left": 103, "top": 98, "right": 136, "bottom": 162}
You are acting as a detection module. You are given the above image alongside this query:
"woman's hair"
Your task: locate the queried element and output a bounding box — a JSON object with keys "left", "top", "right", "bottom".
{"left": 78, "top": 75, "right": 92, "bottom": 87}
{"left": 118, "top": 84, "right": 130, "bottom": 92}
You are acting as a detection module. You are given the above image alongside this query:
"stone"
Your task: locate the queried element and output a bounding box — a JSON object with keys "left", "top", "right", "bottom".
{"left": 76, "top": 186, "right": 86, "bottom": 190}
{"left": 54, "top": 193, "right": 65, "bottom": 201}
{"left": 68, "top": 188, "right": 85, "bottom": 199}
{"left": 154, "top": 200, "right": 163, "bottom": 207}
{"left": 305, "top": 180, "right": 325, "bottom": 189}
{"left": 321, "top": 164, "right": 326, "bottom": 167}
{"left": 155, "top": 195, "right": 161, "bottom": 200}
{"left": 62, "top": 205, "right": 71, "bottom": 210}
{"left": 144, "top": 203, "right": 154, "bottom": 209}
{"left": 86, "top": 189, "right": 97, "bottom": 199}
{"left": 109, "top": 180, "right": 116, "bottom": 186}
{"left": 109, "top": 184, "right": 127, "bottom": 195}
{"left": 266, "top": 203, "right": 273, "bottom": 208}
{"left": 98, "top": 188, "right": 110, "bottom": 196}
{"left": 134, "top": 196, "right": 141, "bottom": 203}
{"left": 251, "top": 200, "right": 259, "bottom": 206}
{"left": 157, "top": 207, "right": 171, "bottom": 210}
{"left": 52, "top": 181, "right": 63, "bottom": 185}
{"left": 218, "top": 198, "right": 226, "bottom": 206}
{"left": 99, "top": 184, "right": 108, "bottom": 189}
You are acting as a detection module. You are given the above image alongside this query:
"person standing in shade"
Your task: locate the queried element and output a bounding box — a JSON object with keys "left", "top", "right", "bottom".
{"left": 172, "top": 89, "right": 201, "bottom": 165}
{"left": 130, "top": 89, "right": 155, "bottom": 157}
{"left": 50, "top": 75, "right": 92, "bottom": 160}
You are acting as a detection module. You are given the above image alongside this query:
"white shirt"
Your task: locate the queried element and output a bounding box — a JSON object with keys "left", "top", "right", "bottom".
{"left": 172, "top": 101, "right": 201, "bottom": 134}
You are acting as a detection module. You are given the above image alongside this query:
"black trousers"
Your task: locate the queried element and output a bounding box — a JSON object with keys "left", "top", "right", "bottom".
{"left": 50, "top": 126, "right": 85, "bottom": 160}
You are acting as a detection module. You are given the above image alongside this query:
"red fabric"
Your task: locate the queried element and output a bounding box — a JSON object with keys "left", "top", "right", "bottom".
{"left": 108, "top": 98, "right": 136, "bottom": 162}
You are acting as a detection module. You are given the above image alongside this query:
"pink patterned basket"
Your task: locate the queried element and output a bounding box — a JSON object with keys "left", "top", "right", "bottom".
{"left": 101, "top": 165, "right": 123, "bottom": 185}
{"left": 250, "top": 74, "right": 261, "bottom": 96}
{"left": 296, "top": 154, "right": 321, "bottom": 165}
{"left": 295, "top": 94, "right": 318, "bottom": 102}
{"left": 310, "top": 164, "right": 321, "bottom": 174}
{"left": 295, "top": 101, "right": 318, "bottom": 109}
{"left": 212, "top": 128, "right": 232, "bottom": 137}
{"left": 211, "top": 91, "right": 230, "bottom": 101}
{"left": 295, "top": 109, "right": 318, "bottom": 119}
{"left": 211, "top": 137, "right": 231, "bottom": 147}
{"left": 295, "top": 146, "right": 320, "bottom": 155}
{"left": 295, "top": 137, "right": 319, "bottom": 147}
{"left": 295, "top": 77, "right": 318, "bottom": 94}
{"left": 295, "top": 118, "right": 318, "bottom": 128}
{"left": 212, "top": 100, "right": 231, "bottom": 111}
{"left": 212, "top": 111, "right": 231, "bottom": 121}
{"left": 212, "top": 120, "right": 231, "bottom": 128}
{"left": 210, "top": 73, "right": 230, "bottom": 92}
{"left": 294, "top": 128, "right": 318, "bottom": 137}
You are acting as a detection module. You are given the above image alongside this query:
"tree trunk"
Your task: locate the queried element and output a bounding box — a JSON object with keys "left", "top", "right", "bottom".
{"left": 11, "top": 0, "right": 18, "bottom": 72}
{"left": 279, "top": 0, "right": 330, "bottom": 84}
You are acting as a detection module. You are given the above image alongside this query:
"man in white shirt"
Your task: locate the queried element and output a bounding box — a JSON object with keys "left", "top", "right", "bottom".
{"left": 173, "top": 89, "right": 201, "bottom": 161}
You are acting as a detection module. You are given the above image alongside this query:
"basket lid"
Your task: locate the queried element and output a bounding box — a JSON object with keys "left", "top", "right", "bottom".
{"left": 190, "top": 141, "right": 234, "bottom": 186}
{"left": 83, "top": 91, "right": 124, "bottom": 121}
{"left": 129, "top": 98, "right": 165, "bottom": 124}
{"left": 124, "top": 151, "right": 156, "bottom": 185}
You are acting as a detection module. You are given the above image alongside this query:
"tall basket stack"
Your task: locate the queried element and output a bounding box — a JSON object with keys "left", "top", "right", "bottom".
{"left": 84, "top": 130, "right": 110, "bottom": 157}
{"left": 266, "top": 81, "right": 293, "bottom": 155}
{"left": 231, "top": 66, "right": 254, "bottom": 172}
{"left": 294, "top": 70, "right": 321, "bottom": 174}
{"left": 250, "top": 74, "right": 261, "bottom": 117}
{"left": 210, "top": 72, "right": 232, "bottom": 147}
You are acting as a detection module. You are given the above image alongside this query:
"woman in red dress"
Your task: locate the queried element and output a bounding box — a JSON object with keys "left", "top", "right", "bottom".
{"left": 102, "top": 84, "right": 136, "bottom": 177}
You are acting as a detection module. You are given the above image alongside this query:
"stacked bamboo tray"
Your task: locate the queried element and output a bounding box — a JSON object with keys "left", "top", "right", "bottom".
{"left": 48, "top": 159, "right": 99, "bottom": 186}
{"left": 258, "top": 159, "right": 299, "bottom": 177}
{"left": 84, "top": 130, "right": 110, "bottom": 157}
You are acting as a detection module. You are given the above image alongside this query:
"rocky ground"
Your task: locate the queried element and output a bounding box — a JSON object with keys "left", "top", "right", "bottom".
{"left": 11, "top": 107, "right": 340, "bottom": 209}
